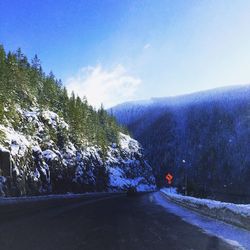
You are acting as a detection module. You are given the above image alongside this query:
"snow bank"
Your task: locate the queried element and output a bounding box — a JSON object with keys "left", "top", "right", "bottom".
{"left": 161, "top": 188, "right": 250, "bottom": 231}
{"left": 109, "top": 166, "right": 155, "bottom": 192}
{"left": 154, "top": 192, "right": 250, "bottom": 250}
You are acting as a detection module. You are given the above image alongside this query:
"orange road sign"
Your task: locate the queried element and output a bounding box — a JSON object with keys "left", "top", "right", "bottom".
{"left": 166, "top": 173, "right": 173, "bottom": 184}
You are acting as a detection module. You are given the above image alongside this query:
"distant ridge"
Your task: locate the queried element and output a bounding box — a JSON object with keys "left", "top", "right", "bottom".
{"left": 111, "top": 84, "right": 250, "bottom": 110}
{"left": 110, "top": 84, "right": 250, "bottom": 200}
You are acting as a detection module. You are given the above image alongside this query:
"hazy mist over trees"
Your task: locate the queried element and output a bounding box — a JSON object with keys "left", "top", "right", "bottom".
{"left": 111, "top": 86, "right": 250, "bottom": 202}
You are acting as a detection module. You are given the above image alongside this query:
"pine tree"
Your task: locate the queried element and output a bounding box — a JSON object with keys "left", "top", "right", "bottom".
{"left": 0, "top": 44, "right": 126, "bottom": 154}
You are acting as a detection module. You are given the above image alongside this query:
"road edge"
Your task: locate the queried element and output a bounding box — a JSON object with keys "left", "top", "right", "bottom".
{"left": 160, "top": 190, "right": 250, "bottom": 231}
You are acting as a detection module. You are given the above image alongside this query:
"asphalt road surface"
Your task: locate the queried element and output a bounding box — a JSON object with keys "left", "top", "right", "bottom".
{"left": 0, "top": 192, "right": 236, "bottom": 250}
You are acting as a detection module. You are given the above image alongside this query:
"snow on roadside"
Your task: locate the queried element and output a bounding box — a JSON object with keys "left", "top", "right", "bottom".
{"left": 161, "top": 188, "right": 250, "bottom": 217}
{"left": 154, "top": 192, "right": 250, "bottom": 250}
{"left": 109, "top": 166, "right": 155, "bottom": 191}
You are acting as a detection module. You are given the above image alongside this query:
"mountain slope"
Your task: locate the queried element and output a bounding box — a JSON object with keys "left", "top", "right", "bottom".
{"left": 0, "top": 109, "right": 155, "bottom": 196}
{"left": 0, "top": 46, "right": 155, "bottom": 196}
{"left": 110, "top": 85, "right": 250, "bottom": 201}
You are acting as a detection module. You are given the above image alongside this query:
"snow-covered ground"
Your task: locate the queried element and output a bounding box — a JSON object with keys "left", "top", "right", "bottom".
{"left": 109, "top": 165, "right": 156, "bottom": 192}
{"left": 154, "top": 192, "right": 250, "bottom": 250}
{"left": 161, "top": 188, "right": 250, "bottom": 217}
{"left": 160, "top": 188, "right": 250, "bottom": 232}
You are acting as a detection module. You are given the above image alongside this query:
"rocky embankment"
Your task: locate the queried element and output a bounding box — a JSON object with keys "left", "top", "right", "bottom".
{"left": 0, "top": 108, "right": 155, "bottom": 196}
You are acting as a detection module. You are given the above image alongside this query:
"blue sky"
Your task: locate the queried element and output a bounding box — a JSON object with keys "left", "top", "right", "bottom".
{"left": 1, "top": 0, "right": 250, "bottom": 107}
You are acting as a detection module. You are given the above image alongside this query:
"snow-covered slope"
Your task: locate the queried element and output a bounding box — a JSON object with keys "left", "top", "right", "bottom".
{"left": 109, "top": 85, "right": 250, "bottom": 199}
{"left": 0, "top": 108, "right": 155, "bottom": 196}
{"left": 110, "top": 85, "right": 250, "bottom": 126}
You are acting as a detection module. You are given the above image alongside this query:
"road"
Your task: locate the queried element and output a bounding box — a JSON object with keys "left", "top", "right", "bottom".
{"left": 0, "top": 192, "right": 236, "bottom": 250}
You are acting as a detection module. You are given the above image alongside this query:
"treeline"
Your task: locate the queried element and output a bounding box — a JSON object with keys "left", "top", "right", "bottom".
{"left": 112, "top": 87, "right": 250, "bottom": 202}
{"left": 137, "top": 102, "right": 250, "bottom": 202}
{"left": 0, "top": 45, "right": 127, "bottom": 150}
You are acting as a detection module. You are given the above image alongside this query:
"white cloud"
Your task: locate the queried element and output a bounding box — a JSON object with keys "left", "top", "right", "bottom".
{"left": 143, "top": 43, "right": 151, "bottom": 49}
{"left": 65, "top": 64, "right": 141, "bottom": 108}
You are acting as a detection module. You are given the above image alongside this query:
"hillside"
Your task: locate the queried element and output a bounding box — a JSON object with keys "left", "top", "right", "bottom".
{"left": 110, "top": 85, "right": 250, "bottom": 202}
{"left": 0, "top": 46, "right": 155, "bottom": 196}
